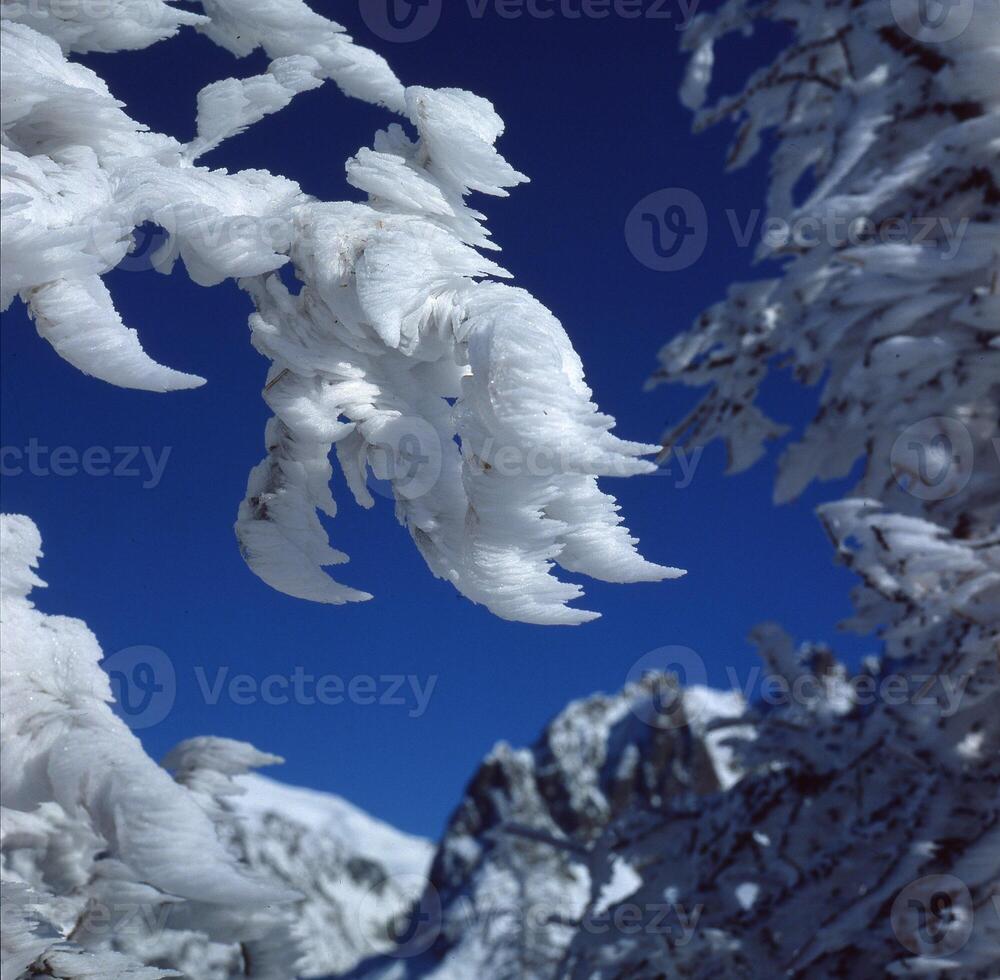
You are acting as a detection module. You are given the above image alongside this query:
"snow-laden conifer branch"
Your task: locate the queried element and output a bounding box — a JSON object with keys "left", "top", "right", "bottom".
{"left": 1, "top": 0, "right": 679, "bottom": 626}
{"left": 560, "top": 502, "right": 999, "bottom": 978}
{"left": 551, "top": 2, "right": 1000, "bottom": 975}
{"left": 652, "top": 0, "right": 1000, "bottom": 534}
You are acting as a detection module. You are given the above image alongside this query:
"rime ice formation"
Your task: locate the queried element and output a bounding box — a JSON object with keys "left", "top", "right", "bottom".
{"left": 1, "top": 0, "right": 679, "bottom": 626}
{"left": 5, "top": 0, "right": 998, "bottom": 976}
{"left": 0, "top": 515, "right": 301, "bottom": 978}
{"left": 558, "top": 506, "right": 1000, "bottom": 979}
{"left": 651, "top": 0, "right": 1000, "bottom": 528}
{"left": 579, "top": 0, "right": 1000, "bottom": 975}
{"left": 0, "top": 519, "right": 433, "bottom": 980}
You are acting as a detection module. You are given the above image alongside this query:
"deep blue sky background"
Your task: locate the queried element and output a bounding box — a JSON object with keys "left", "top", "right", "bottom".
{"left": 1, "top": 1, "right": 872, "bottom": 838}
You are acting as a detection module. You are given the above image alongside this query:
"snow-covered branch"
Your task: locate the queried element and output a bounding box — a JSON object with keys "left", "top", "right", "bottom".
{"left": 0, "top": 515, "right": 301, "bottom": 978}
{"left": 652, "top": 0, "right": 999, "bottom": 535}
{"left": 1, "top": 0, "right": 678, "bottom": 625}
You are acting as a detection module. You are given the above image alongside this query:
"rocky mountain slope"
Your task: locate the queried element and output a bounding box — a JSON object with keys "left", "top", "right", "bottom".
{"left": 338, "top": 677, "right": 746, "bottom": 979}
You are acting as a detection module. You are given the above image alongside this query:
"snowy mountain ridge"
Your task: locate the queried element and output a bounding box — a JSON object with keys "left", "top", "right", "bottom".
{"left": 230, "top": 774, "right": 432, "bottom": 880}
{"left": 339, "top": 676, "right": 747, "bottom": 980}
{"left": 222, "top": 683, "right": 745, "bottom": 980}
{"left": 223, "top": 775, "right": 434, "bottom": 978}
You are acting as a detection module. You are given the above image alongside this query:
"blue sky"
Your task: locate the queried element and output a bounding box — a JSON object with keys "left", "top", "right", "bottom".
{"left": 0, "top": 0, "right": 872, "bottom": 838}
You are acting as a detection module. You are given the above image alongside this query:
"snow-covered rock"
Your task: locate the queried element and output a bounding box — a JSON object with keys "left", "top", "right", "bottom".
{"left": 225, "top": 774, "right": 433, "bottom": 978}
{"left": 560, "top": 507, "right": 1000, "bottom": 979}
{"left": 567, "top": 0, "right": 1000, "bottom": 975}
{"left": 343, "top": 678, "right": 745, "bottom": 979}
{"left": 0, "top": 514, "right": 433, "bottom": 980}
{"left": 335, "top": 2, "right": 1000, "bottom": 977}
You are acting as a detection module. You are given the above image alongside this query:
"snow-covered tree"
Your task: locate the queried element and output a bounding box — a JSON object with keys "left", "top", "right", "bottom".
{"left": 653, "top": 0, "right": 999, "bottom": 535}
{"left": 345, "top": 2, "right": 999, "bottom": 977}
{"left": 560, "top": 504, "right": 999, "bottom": 977}
{"left": 1, "top": 0, "right": 679, "bottom": 627}
{"left": 562, "top": 0, "right": 1000, "bottom": 975}
{"left": 4, "top": 0, "right": 998, "bottom": 977}
{"left": 0, "top": 514, "right": 304, "bottom": 978}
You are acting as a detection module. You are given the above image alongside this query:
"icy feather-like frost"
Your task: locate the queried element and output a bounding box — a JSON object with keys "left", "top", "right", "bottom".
{"left": 1, "top": 0, "right": 679, "bottom": 625}
{"left": 0, "top": 515, "right": 301, "bottom": 978}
